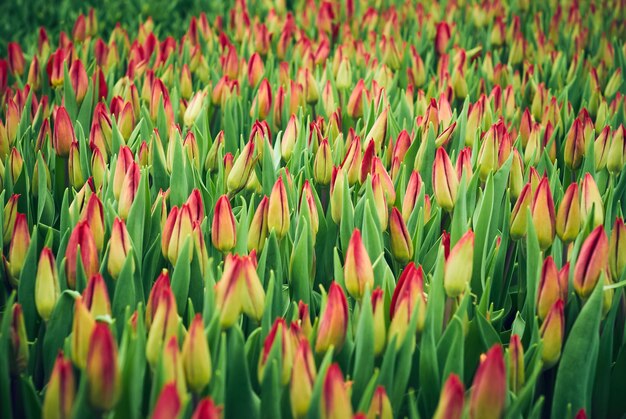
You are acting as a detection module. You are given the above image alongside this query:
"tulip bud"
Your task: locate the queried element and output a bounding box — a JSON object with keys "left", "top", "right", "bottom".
{"left": 83, "top": 274, "right": 111, "bottom": 318}
{"left": 580, "top": 173, "right": 604, "bottom": 228}
{"left": 53, "top": 107, "right": 75, "bottom": 157}
{"left": 539, "top": 299, "right": 565, "bottom": 368}
{"left": 508, "top": 334, "right": 525, "bottom": 394}
{"left": 184, "top": 91, "right": 206, "bottom": 127}
{"left": 433, "top": 148, "right": 459, "bottom": 212}
{"left": 182, "top": 314, "right": 212, "bottom": 392}
{"left": 532, "top": 177, "right": 556, "bottom": 250}
{"left": 367, "top": 386, "right": 393, "bottom": 419}
{"left": 314, "top": 139, "right": 333, "bottom": 185}
{"left": 7, "top": 42, "right": 25, "bottom": 76}
{"left": 152, "top": 383, "right": 182, "bottom": 419}
{"left": 402, "top": 171, "right": 422, "bottom": 222}
{"left": 191, "top": 397, "right": 222, "bottom": 419}
{"left": 118, "top": 162, "right": 140, "bottom": 220}
{"left": 300, "top": 180, "right": 319, "bottom": 239}
{"left": 9, "top": 304, "right": 28, "bottom": 374}
{"left": 107, "top": 218, "right": 132, "bottom": 279}
{"left": 259, "top": 318, "right": 294, "bottom": 385}
{"left": 71, "top": 297, "right": 95, "bottom": 369}
{"left": 371, "top": 174, "right": 389, "bottom": 231}
{"left": 69, "top": 60, "right": 88, "bottom": 104}
{"left": 389, "top": 208, "right": 413, "bottom": 263}
{"left": 574, "top": 225, "right": 609, "bottom": 299}
{"left": 556, "top": 183, "right": 581, "bottom": 243}
{"left": 509, "top": 183, "right": 532, "bottom": 240}
{"left": 146, "top": 286, "right": 179, "bottom": 366}
{"left": 444, "top": 230, "right": 474, "bottom": 298}
{"left": 433, "top": 374, "right": 465, "bottom": 419}
{"left": 564, "top": 118, "right": 585, "bottom": 170}
{"left": 162, "top": 204, "right": 194, "bottom": 266}
{"left": 248, "top": 196, "right": 269, "bottom": 252}
{"left": 346, "top": 80, "right": 367, "bottom": 120}
{"left": 344, "top": 229, "right": 374, "bottom": 300}
{"left": 330, "top": 167, "right": 346, "bottom": 225}
{"left": 298, "top": 68, "right": 319, "bottom": 104}
{"left": 609, "top": 217, "right": 626, "bottom": 281}
{"left": 315, "top": 282, "right": 348, "bottom": 353}
{"left": 211, "top": 195, "right": 237, "bottom": 253}
{"left": 43, "top": 352, "right": 75, "bottom": 419}
{"left": 81, "top": 194, "right": 105, "bottom": 252}
{"left": 268, "top": 176, "right": 290, "bottom": 238}
{"left": 365, "top": 107, "right": 389, "bottom": 154}
{"left": 35, "top": 247, "right": 60, "bottom": 321}
{"left": 66, "top": 221, "right": 100, "bottom": 290}
{"left": 87, "top": 323, "right": 118, "bottom": 411}
{"left": 297, "top": 301, "right": 313, "bottom": 339}
{"left": 389, "top": 263, "right": 426, "bottom": 346}
{"left": 320, "top": 364, "right": 353, "bottom": 419}
{"left": 3, "top": 194, "right": 19, "bottom": 245}
{"left": 227, "top": 140, "right": 256, "bottom": 193}
{"left": 469, "top": 345, "right": 506, "bottom": 419}
{"left": 290, "top": 339, "right": 316, "bottom": 418}
{"left": 607, "top": 126, "right": 625, "bottom": 175}
{"left": 112, "top": 146, "right": 134, "bottom": 200}
{"left": 537, "top": 256, "right": 568, "bottom": 320}
{"left": 8, "top": 147, "right": 24, "bottom": 184}
{"left": 90, "top": 147, "right": 107, "bottom": 190}
{"left": 281, "top": 115, "right": 298, "bottom": 162}
{"left": 7, "top": 213, "right": 30, "bottom": 282}
{"left": 341, "top": 135, "right": 362, "bottom": 185}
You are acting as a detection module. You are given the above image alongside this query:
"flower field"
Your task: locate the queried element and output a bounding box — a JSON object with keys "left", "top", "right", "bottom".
{"left": 0, "top": 0, "right": 625, "bottom": 418}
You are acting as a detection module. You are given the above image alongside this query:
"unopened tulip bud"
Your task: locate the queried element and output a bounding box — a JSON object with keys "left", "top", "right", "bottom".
{"left": 402, "top": 171, "right": 422, "bottom": 222}
{"left": 389, "top": 263, "right": 426, "bottom": 346}
{"left": 433, "top": 148, "right": 459, "bottom": 212}
{"left": 389, "top": 208, "right": 413, "bottom": 263}
{"left": 532, "top": 177, "right": 556, "bottom": 250}
{"left": 227, "top": 140, "right": 256, "bottom": 194}
{"left": 539, "top": 299, "right": 565, "bottom": 368}
{"left": 268, "top": 176, "right": 290, "bottom": 238}
{"left": 315, "top": 282, "right": 348, "bottom": 353}
{"left": 91, "top": 147, "right": 107, "bottom": 190}
{"left": 469, "top": 345, "right": 506, "bottom": 419}
{"left": 564, "top": 118, "right": 585, "bottom": 170}
{"left": 595, "top": 126, "right": 611, "bottom": 171}
{"left": 211, "top": 195, "right": 237, "bottom": 252}
{"left": 71, "top": 297, "right": 95, "bottom": 369}
{"left": 69, "top": 60, "right": 88, "bottom": 104}
{"left": 556, "top": 183, "right": 581, "bottom": 243}
{"left": 314, "top": 139, "right": 333, "bottom": 185}
{"left": 3, "top": 194, "right": 19, "bottom": 245}
{"left": 347, "top": 79, "right": 366, "bottom": 119}
{"left": 367, "top": 386, "right": 393, "bottom": 419}
{"left": 444, "top": 230, "right": 474, "bottom": 298}
{"left": 66, "top": 221, "right": 100, "bottom": 290}
{"left": 35, "top": 247, "right": 60, "bottom": 321}
{"left": 344, "top": 229, "right": 374, "bottom": 300}
{"left": 609, "top": 218, "right": 626, "bottom": 281}
{"left": 365, "top": 107, "right": 388, "bottom": 154}
{"left": 300, "top": 181, "right": 319, "bottom": 239}
{"left": 607, "top": 125, "right": 625, "bottom": 175}
{"left": 259, "top": 318, "right": 294, "bottom": 385}
{"left": 87, "top": 323, "right": 119, "bottom": 411}
{"left": 7, "top": 213, "right": 30, "bottom": 282}
{"left": 146, "top": 286, "right": 179, "bottom": 366}
{"left": 83, "top": 274, "right": 111, "bottom": 318}
{"left": 341, "top": 135, "right": 361, "bottom": 185}
{"left": 7, "top": 42, "right": 25, "bottom": 76}
{"left": 297, "top": 301, "right": 313, "bottom": 339}
{"left": 291, "top": 339, "right": 316, "bottom": 418}
{"left": 510, "top": 183, "right": 532, "bottom": 240}
{"left": 321, "top": 364, "right": 353, "bottom": 419}
{"left": 152, "top": 383, "right": 181, "bottom": 419}
{"left": 370, "top": 174, "right": 389, "bottom": 231}
{"left": 248, "top": 196, "right": 269, "bottom": 252}
{"left": 191, "top": 397, "right": 222, "bottom": 419}
{"left": 118, "top": 163, "right": 140, "bottom": 220}
{"left": 53, "top": 107, "right": 75, "bottom": 157}
{"left": 330, "top": 167, "right": 345, "bottom": 225}
{"left": 433, "top": 374, "right": 465, "bottom": 419}
{"left": 537, "top": 256, "right": 567, "bottom": 320}
{"left": 580, "top": 173, "right": 604, "bottom": 228}
{"left": 162, "top": 204, "right": 194, "bottom": 266}
{"left": 281, "top": 115, "right": 298, "bottom": 162}
{"left": 508, "top": 334, "right": 525, "bottom": 394}
{"left": 574, "top": 225, "right": 608, "bottom": 299}
{"left": 112, "top": 146, "right": 134, "bottom": 201}
{"left": 9, "top": 304, "right": 28, "bottom": 374}
{"left": 184, "top": 91, "right": 206, "bottom": 127}
{"left": 8, "top": 147, "right": 24, "bottom": 184}
{"left": 298, "top": 68, "right": 319, "bottom": 105}
{"left": 82, "top": 194, "right": 105, "bottom": 252}
{"left": 182, "top": 314, "right": 212, "bottom": 392}
{"left": 107, "top": 218, "right": 132, "bottom": 279}
{"left": 42, "top": 352, "right": 75, "bottom": 419}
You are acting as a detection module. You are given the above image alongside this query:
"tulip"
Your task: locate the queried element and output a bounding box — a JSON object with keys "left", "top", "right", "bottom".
{"left": 69, "top": 60, "right": 88, "bottom": 103}
{"left": 162, "top": 204, "right": 194, "bottom": 266}
{"left": 607, "top": 125, "right": 625, "bottom": 174}
{"left": 595, "top": 126, "right": 611, "bottom": 171}
{"left": 267, "top": 176, "right": 290, "bottom": 238}
{"left": 182, "top": 314, "right": 212, "bottom": 392}
{"left": 91, "top": 147, "right": 107, "bottom": 190}
{"left": 7, "top": 42, "right": 25, "bottom": 76}
{"left": 81, "top": 194, "right": 105, "bottom": 252}
{"left": 469, "top": 345, "right": 506, "bottom": 419}
{"left": 35, "top": 247, "right": 60, "bottom": 321}
{"left": 539, "top": 299, "right": 565, "bottom": 368}
{"left": 290, "top": 339, "right": 316, "bottom": 418}
{"left": 320, "top": 364, "right": 353, "bottom": 419}
{"left": 3, "top": 194, "right": 19, "bottom": 245}
{"left": 152, "top": 383, "right": 181, "bottom": 419}
{"left": 112, "top": 146, "right": 135, "bottom": 200}
{"left": 107, "top": 218, "right": 133, "bottom": 279}
{"left": 118, "top": 162, "right": 140, "bottom": 220}
{"left": 10, "top": 304, "right": 28, "bottom": 374}
{"left": 258, "top": 318, "right": 294, "bottom": 385}
{"left": 42, "top": 353, "right": 75, "bottom": 419}
{"left": 297, "top": 301, "right": 313, "bottom": 339}
{"left": 7, "top": 213, "right": 30, "bottom": 282}
{"left": 402, "top": 171, "right": 422, "bottom": 222}
{"left": 83, "top": 274, "right": 111, "bottom": 318}
{"left": 9, "top": 147, "right": 24, "bottom": 184}
{"left": 248, "top": 196, "right": 269, "bottom": 252}
{"left": 66, "top": 221, "right": 99, "bottom": 290}
{"left": 556, "top": 183, "right": 581, "bottom": 243}
{"left": 371, "top": 174, "right": 389, "bottom": 231}
{"left": 580, "top": 173, "right": 604, "bottom": 228}
{"left": 609, "top": 217, "right": 626, "bottom": 281}
{"left": 389, "top": 263, "right": 426, "bottom": 346}
{"left": 71, "top": 297, "right": 95, "bottom": 369}
{"left": 365, "top": 108, "right": 389, "bottom": 154}
{"left": 389, "top": 208, "right": 413, "bottom": 263}
{"left": 564, "top": 118, "right": 585, "bottom": 170}
{"left": 537, "top": 256, "right": 568, "bottom": 320}
{"left": 444, "top": 230, "right": 474, "bottom": 298}
{"left": 251, "top": 79, "right": 272, "bottom": 119}
{"left": 315, "top": 282, "right": 348, "bottom": 353}
{"left": 211, "top": 195, "right": 237, "bottom": 252}
{"left": 192, "top": 398, "right": 222, "bottom": 419}
{"left": 53, "top": 107, "right": 75, "bottom": 157}
{"left": 184, "top": 90, "right": 206, "bottom": 127}
{"left": 371, "top": 157, "right": 396, "bottom": 204}
{"left": 510, "top": 183, "right": 532, "bottom": 240}
{"left": 344, "top": 229, "right": 374, "bottom": 300}
{"left": 367, "top": 386, "right": 393, "bottom": 419}
{"left": 508, "top": 334, "right": 525, "bottom": 394}
{"left": 477, "top": 127, "right": 499, "bottom": 182}
{"left": 433, "top": 147, "right": 459, "bottom": 212}
{"left": 574, "top": 225, "right": 609, "bottom": 299}
{"left": 313, "top": 139, "right": 333, "bottom": 185}
{"left": 347, "top": 79, "right": 366, "bottom": 119}
{"left": 227, "top": 139, "right": 256, "bottom": 193}
{"left": 161, "top": 336, "right": 186, "bottom": 399}
{"left": 146, "top": 286, "right": 179, "bottom": 366}
{"left": 281, "top": 115, "right": 298, "bottom": 162}
{"left": 341, "top": 135, "right": 362, "bottom": 185}
{"left": 300, "top": 181, "right": 319, "bottom": 239}
{"left": 433, "top": 374, "right": 465, "bottom": 419}
{"left": 531, "top": 177, "right": 556, "bottom": 250}
{"left": 330, "top": 167, "right": 346, "bottom": 225}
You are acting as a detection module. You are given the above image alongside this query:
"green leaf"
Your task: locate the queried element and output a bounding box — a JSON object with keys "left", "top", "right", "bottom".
{"left": 225, "top": 327, "right": 260, "bottom": 418}
{"left": 171, "top": 237, "right": 191, "bottom": 316}
{"left": 351, "top": 292, "right": 375, "bottom": 404}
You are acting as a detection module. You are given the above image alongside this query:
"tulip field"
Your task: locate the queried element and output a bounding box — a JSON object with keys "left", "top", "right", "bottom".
{"left": 1, "top": 0, "right": 626, "bottom": 418}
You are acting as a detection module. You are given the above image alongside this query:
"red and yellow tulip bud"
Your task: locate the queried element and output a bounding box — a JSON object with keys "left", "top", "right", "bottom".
{"left": 539, "top": 299, "right": 565, "bottom": 368}
{"left": 510, "top": 183, "right": 532, "bottom": 240}
{"left": 43, "top": 352, "right": 75, "bottom": 419}
{"left": 580, "top": 173, "right": 604, "bottom": 228}
{"left": 8, "top": 147, "right": 24, "bottom": 184}
{"left": 315, "top": 282, "right": 348, "bottom": 353}
{"left": 48, "top": 49, "right": 65, "bottom": 88}
{"left": 211, "top": 195, "right": 237, "bottom": 253}
{"left": 556, "top": 183, "right": 581, "bottom": 243}
{"left": 71, "top": 297, "right": 95, "bottom": 369}
{"left": 469, "top": 345, "right": 506, "bottom": 419}
{"left": 564, "top": 118, "right": 585, "bottom": 170}
{"left": 146, "top": 287, "right": 179, "bottom": 366}
{"left": 83, "top": 274, "right": 111, "bottom": 318}
{"left": 87, "top": 323, "right": 119, "bottom": 411}
{"left": 35, "top": 247, "right": 60, "bottom": 321}
{"left": 118, "top": 162, "right": 140, "bottom": 220}
{"left": 367, "top": 386, "right": 393, "bottom": 419}
{"left": 184, "top": 90, "right": 206, "bottom": 127}
{"left": 3, "top": 194, "right": 19, "bottom": 246}
{"left": 162, "top": 204, "right": 194, "bottom": 266}
{"left": 341, "top": 135, "right": 361, "bottom": 185}
{"left": 145, "top": 273, "right": 171, "bottom": 324}
{"left": 53, "top": 106, "right": 75, "bottom": 157}
{"left": 313, "top": 139, "right": 333, "bottom": 185}
{"left": 594, "top": 126, "right": 611, "bottom": 171}
{"left": 69, "top": 60, "right": 88, "bottom": 104}
{"left": 107, "top": 218, "right": 132, "bottom": 279}
{"left": 455, "top": 147, "right": 473, "bottom": 183}
{"left": 531, "top": 177, "right": 556, "bottom": 250}
{"left": 7, "top": 42, "right": 25, "bottom": 76}
{"left": 9, "top": 304, "right": 28, "bottom": 374}
{"left": 537, "top": 256, "right": 568, "bottom": 320}
{"left": 607, "top": 125, "right": 625, "bottom": 175}
{"left": 389, "top": 263, "right": 426, "bottom": 346}
{"left": 347, "top": 79, "right": 366, "bottom": 119}
{"left": 389, "top": 208, "right": 413, "bottom": 263}
{"left": 344, "top": 229, "right": 374, "bottom": 300}
{"left": 112, "top": 146, "right": 135, "bottom": 201}
{"left": 191, "top": 397, "right": 222, "bottom": 419}
{"left": 90, "top": 146, "right": 107, "bottom": 190}
{"left": 281, "top": 115, "right": 298, "bottom": 162}
{"left": 321, "top": 364, "right": 353, "bottom": 419}
{"left": 330, "top": 167, "right": 346, "bottom": 225}
{"left": 336, "top": 57, "right": 352, "bottom": 90}
{"left": 298, "top": 68, "right": 319, "bottom": 105}
{"left": 248, "top": 196, "right": 269, "bottom": 252}
{"left": 432, "top": 147, "right": 458, "bottom": 212}
{"left": 365, "top": 107, "right": 389, "bottom": 154}
{"left": 508, "top": 334, "right": 525, "bottom": 394}
{"left": 7, "top": 213, "right": 30, "bottom": 282}
{"left": 259, "top": 318, "right": 294, "bottom": 385}
{"left": 372, "top": 157, "right": 396, "bottom": 205}
{"left": 369, "top": 174, "right": 388, "bottom": 231}
{"left": 227, "top": 139, "right": 256, "bottom": 193}
{"left": 66, "top": 221, "right": 99, "bottom": 290}
{"left": 444, "top": 230, "right": 474, "bottom": 298}
{"left": 297, "top": 301, "right": 313, "bottom": 339}
{"left": 574, "top": 225, "right": 608, "bottom": 299}
{"left": 300, "top": 181, "right": 319, "bottom": 239}
{"left": 408, "top": 46, "right": 426, "bottom": 87}
{"left": 268, "top": 176, "right": 290, "bottom": 238}
{"left": 182, "top": 314, "right": 212, "bottom": 392}
{"left": 81, "top": 194, "right": 105, "bottom": 252}
{"left": 609, "top": 217, "right": 626, "bottom": 281}
{"left": 402, "top": 171, "right": 422, "bottom": 222}
{"left": 247, "top": 53, "right": 265, "bottom": 87}
{"left": 152, "top": 383, "right": 182, "bottom": 419}
{"left": 179, "top": 64, "right": 193, "bottom": 100}
{"left": 477, "top": 126, "right": 499, "bottom": 182}
{"left": 214, "top": 255, "right": 243, "bottom": 329}
{"left": 290, "top": 339, "right": 316, "bottom": 418}
{"left": 433, "top": 374, "right": 465, "bottom": 419}
{"left": 371, "top": 288, "right": 386, "bottom": 356}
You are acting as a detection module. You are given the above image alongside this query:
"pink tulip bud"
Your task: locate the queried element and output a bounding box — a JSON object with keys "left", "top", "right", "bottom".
{"left": 574, "top": 225, "right": 609, "bottom": 299}
{"left": 469, "top": 345, "right": 506, "bottom": 419}
{"left": 66, "top": 221, "right": 100, "bottom": 290}
{"left": 433, "top": 374, "right": 465, "bottom": 419}
{"left": 211, "top": 195, "right": 237, "bottom": 253}
{"left": 320, "top": 364, "right": 353, "bottom": 419}
{"left": 315, "top": 282, "right": 348, "bottom": 353}
{"left": 53, "top": 106, "right": 75, "bottom": 157}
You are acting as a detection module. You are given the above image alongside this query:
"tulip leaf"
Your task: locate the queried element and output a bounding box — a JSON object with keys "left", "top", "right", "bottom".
{"left": 112, "top": 250, "right": 136, "bottom": 337}
{"left": 306, "top": 348, "right": 334, "bottom": 419}
{"left": 42, "top": 291, "right": 77, "bottom": 380}
{"left": 170, "top": 137, "right": 189, "bottom": 207}
{"left": 171, "top": 237, "right": 191, "bottom": 316}
{"left": 351, "top": 291, "right": 375, "bottom": 404}
{"left": 0, "top": 293, "right": 15, "bottom": 419}
{"left": 225, "top": 327, "right": 260, "bottom": 418}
